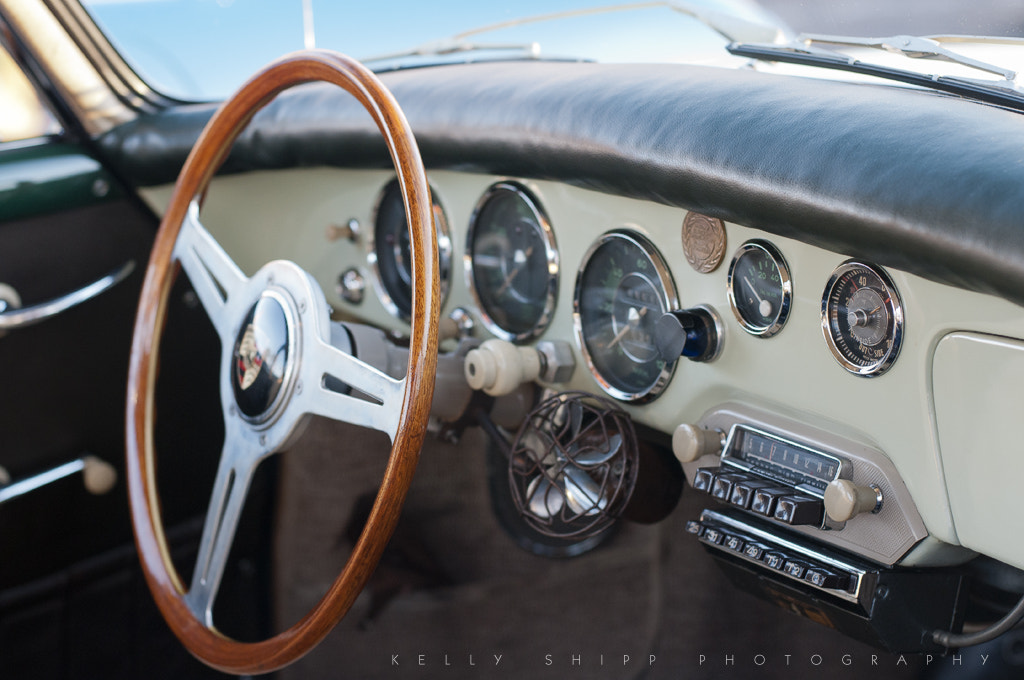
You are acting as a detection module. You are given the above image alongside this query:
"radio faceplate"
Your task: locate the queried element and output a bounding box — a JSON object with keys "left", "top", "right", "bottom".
{"left": 681, "top": 403, "right": 930, "bottom": 567}
{"left": 693, "top": 425, "right": 851, "bottom": 530}
{"left": 722, "top": 424, "right": 849, "bottom": 495}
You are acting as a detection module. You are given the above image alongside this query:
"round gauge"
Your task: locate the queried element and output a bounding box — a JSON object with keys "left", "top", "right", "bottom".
{"left": 822, "top": 261, "right": 904, "bottom": 377}
{"left": 727, "top": 239, "right": 792, "bottom": 337}
{"left": 369, "top": 179, "right": 452, "bottom": 320}
{"left": 466, "top": 183, "right": 558, "bottom": 342}
{"left": 574, "top": 230, "right": 679, "bottom": 402}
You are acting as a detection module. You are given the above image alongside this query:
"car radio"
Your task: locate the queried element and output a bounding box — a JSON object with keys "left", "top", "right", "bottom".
{"left": 690, "top": 424, "right": 882, "bottom": 530}
{"left": 674, "top": 407, "right": 968, "bottom": 653}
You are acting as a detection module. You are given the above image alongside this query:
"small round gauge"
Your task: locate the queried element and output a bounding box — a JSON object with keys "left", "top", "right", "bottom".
{"left": 727, "top": 239, "right": 792, "bottom": 337}
{"left": 369, "top": 179, "right": 452, "bottom": 320}
{"left": 574, "top": 230, "right": 679, "bottom": 402}
{"left": 466, "top": 183, "right": 558, "bottom": 342}
{"left": 822, "top": 261, "right": 904, "bottom": 377}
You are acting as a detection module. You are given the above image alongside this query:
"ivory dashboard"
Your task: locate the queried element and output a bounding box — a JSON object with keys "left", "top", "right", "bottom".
{"left": 142, "top": 165, "right": 1024, "bottom": 650}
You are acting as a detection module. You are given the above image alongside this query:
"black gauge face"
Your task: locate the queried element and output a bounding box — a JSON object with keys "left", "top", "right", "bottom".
{"left": 467, "top": 183, "right": 558, "bottom": 342}
{"left": 574, "top": 231, "right": 678, "bottom": 402}
{"left": 822, "top": 261, "right": 904, "bottom": 377}
{"left": 370, "top": 180, "right": 451, "bottom": 320}
{"left": 727, "top": 240, "right": 791, "bottom": 337}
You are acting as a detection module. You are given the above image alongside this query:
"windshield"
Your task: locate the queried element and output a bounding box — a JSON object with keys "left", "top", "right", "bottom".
{"left": 82, "top": 0, "right": 1024, "bottom": 102}
{"left": 81, "top": 0, "right": 775, "bottom": 101}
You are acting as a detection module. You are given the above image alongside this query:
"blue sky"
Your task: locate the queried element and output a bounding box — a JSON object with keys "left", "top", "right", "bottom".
{"left": 81, "top": 0, "right": 751, "bottom": 100}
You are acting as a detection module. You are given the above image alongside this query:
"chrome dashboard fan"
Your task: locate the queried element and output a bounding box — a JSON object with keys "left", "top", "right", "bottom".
{"left": 509, "top": 391, "right": 639, "bottom": 540}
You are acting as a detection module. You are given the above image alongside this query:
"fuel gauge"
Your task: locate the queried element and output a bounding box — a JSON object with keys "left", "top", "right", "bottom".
{"left": 727, "top": 240, "right": 791, "bottom": 337}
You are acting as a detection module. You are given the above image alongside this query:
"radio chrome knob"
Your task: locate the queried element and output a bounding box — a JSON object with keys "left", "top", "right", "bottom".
{"left": 824, "top": 479, "right": 883, "bottom": 522}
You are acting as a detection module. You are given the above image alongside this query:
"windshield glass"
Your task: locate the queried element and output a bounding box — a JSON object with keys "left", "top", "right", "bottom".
{"left": 81, "top": 0, "right": 774, "bottom": 101}
{"left": 82, "top": 0, "right": 1024, "bottom": 102}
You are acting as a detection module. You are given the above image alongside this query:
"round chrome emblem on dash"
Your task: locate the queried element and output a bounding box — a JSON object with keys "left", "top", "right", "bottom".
{"left": 232, "top": 293, "right": 292, "bottom": 420}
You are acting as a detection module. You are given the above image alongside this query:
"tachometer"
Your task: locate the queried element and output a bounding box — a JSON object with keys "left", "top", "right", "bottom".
{"left": 466, "top": 182, "right": 558, "bottom": 342}
{"left": 727, "top": 239, "right": 791, "bottom": 337}
{"left": 369, "top": 179, "right": 451, "bottom": 320}
{"left": 822, "top": 261, "right": 904, "bottom": 377}
{"left": 574, "top": 230, "right": 678, "bottom": 402}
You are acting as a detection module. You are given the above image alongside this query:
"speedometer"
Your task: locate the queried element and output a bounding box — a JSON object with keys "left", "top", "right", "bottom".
{"left": 466, "top": 183, "right": 558, "bottom": 342}
{"left": 574, "top": 230, "right": 678, "bottom": 402}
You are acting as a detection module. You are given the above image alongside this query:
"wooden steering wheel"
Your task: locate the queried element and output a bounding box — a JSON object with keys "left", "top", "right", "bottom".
{"left": 125, "top": 51, "right": 439, "bottom": 675}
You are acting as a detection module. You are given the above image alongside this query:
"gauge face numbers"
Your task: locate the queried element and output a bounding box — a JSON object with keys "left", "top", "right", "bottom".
{"left": 574, "top": 231, "right": 678, "bottom": 402}
{"left": 727, "top": 240, "right": 791, "bottom": 337}
{"left": 467, "top": 183, "right": 558, "bottom": 342}
{"left": 726, "top": 425, "right": 844, "bottom": 493}
{"left": 369, "top": 179, "right": 451, "bottom": 320}
{"left": 822, "top": 261, "right": 904, "bottom": 377}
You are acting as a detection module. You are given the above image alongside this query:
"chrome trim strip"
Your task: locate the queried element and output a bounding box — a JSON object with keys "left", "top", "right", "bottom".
{"left": 0, "top": 260, "right": 135, "bottom": 330}
{"left": 0, "top": 455, "right": 115, "bottom": 504}
{"left": 0, "top": 459, "right": 84, "bottom": 504}
{"left": 699, "top": 508, "right": 869, "bottom": 605}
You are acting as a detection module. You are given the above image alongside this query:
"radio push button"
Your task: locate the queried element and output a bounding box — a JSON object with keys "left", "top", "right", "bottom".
{"left": 743, "top": 543, "right": 767, "bottom": 560}
{"left": 729, "top": 478, "right": 775, "bottom": 509}
{"left": 773, "top": 495, "right": 824, "bottom": 526}
{"left": 702, "top": 527, "right": 725, "bottom": 545}
{"left": 711, "top": 472, "right": 751, "bottom": 501}
{"left": 783, "top": 560, "right": 809, "bottom": 579}
{"left": 692, "top": 467, "right": 719, "bottom": 493}
{"left": 763, "top": 552, "right": 787, "bottom": 571}
{"left": 750, "top": 487, "right": 793, "bottom": 517}
{"left": 805, "top": 568, "right": 849, "bottom": 591}
{"left": 723, "top": 534, "right": 745, "bottom": 553}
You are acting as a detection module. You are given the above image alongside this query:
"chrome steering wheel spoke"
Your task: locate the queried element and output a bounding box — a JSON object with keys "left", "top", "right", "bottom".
{"left": 173, "top": 200, "right": 248, "bottom": 342}
{"left": 184, "top": 422, "right": 264, "bottom": 626}
{"left": 299, "top": 337, "right": 404, "bottom": 441}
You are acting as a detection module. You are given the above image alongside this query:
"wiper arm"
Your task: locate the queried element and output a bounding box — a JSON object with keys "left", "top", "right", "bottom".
{"left": 729, "top": 34, "right": 1024, "bottom": 112}
{"left": 363, "top": 1, "right": 789, "bottom": 68}
{"left": 799, "top": 34, "right": 1016, "bottom": 81}
{"left": 363, "top": 39, "right": 541, "bottom": 66}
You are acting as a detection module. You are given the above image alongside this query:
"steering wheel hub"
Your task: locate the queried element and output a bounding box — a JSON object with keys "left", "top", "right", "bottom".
{"left": 231, "top": 290, "right": 295, "bottom": 422}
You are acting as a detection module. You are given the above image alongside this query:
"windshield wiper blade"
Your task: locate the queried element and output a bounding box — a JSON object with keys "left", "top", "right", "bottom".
{"left": 363, "top": 39, "right": 541, "bottom": 67}
{"left": 800, "top": 34, "right": 1016, "bottom": 81}
{"left": 363, "top": 1, "right": 789, "bottom": 71}
{"left": 728, "top": 34, "right": 1024, "bottom": 112}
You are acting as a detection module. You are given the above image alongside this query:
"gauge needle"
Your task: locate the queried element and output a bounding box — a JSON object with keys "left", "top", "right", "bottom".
{"left": 495, "top": 245, "right": 534, "bottom": 296}
{"left": 606, "top": 306, "right": 647, "bottom": 349}
{"left": 743, "top": 275, "right": 773, "bottom": 318}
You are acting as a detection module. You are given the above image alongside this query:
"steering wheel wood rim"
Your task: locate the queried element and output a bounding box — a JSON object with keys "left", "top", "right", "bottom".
{"left": 125, "top": 50, "right": 438, "bottom": 675}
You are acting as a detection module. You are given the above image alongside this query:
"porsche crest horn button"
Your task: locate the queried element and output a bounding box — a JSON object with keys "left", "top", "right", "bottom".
{"left": 231, "top": 293, "right": 292, "bottom": 420}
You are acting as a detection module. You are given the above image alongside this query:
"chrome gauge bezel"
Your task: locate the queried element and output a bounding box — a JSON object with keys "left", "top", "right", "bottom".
{"left": 464, "top": 182, "right": 559, "bottom": 343}
{"left": 726, "top": 239, "right": 792, "bottom": 338}
{"left": 821, "top": 260, "right": 904, "bottom": 377}
{"left": 367, "top": 178, "right": 452, "bottom": 321}
{"left": 573, "top": 229, "right": 679, "bottom": 403}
